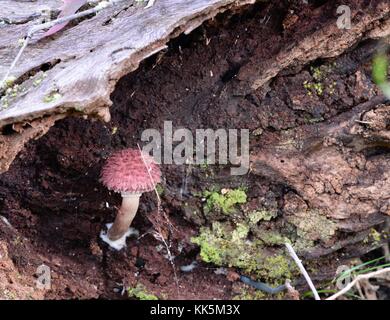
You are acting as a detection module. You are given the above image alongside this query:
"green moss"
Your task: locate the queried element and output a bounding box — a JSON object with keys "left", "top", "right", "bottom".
{"left": 303, "top": 64, "right": 335, "bottom": 96}
{"left": 191, "top": 222, "right": 226, "bottom": 265}
{"left": 203, "top": 188, "right": 247, "bottom": 215}
{"left": 258, "top": 255, "right": 293, "bottom": 280}
{"left": 1, "top": 73, "right": 48, "bottom": 110}
{"left": 192, "top": 221, "right": 296, "bottom": 283}
{"left": 128, "top": 284, "right": 158, "bottom": 300}
{"left": 289, "top": 210, "right": 336, "bottom": 242}
{"left": 370, "top": 229, "right": 381, "bottom": 243}
{"left": 231, "top": 223, "right": 250, "bottom": 242}
{"left": 372, "top": 53, "right": 388, "bottom": 85}
{"left": 2, "top": 76, "right": 16, "bottom": 88}
{"left": 364, "top": 228, "right": 381, "bottom": 244}
{"left": 303, "top": 81, "right": 324, "bottom": 95}
{"left": 372, "top": 53, "right": 390, "bottom": 98}
{"left": 0, "top": 82, "right": 24, "bottom": 109}
{"left": 247, "top": 210, "right": 277, "bottom": 225}
{"left": 292, "top": 237, "right": 315, "bottom": 252}
{"left": 258, "top": 231, "right": 288, "bottom": 246}
{"left": 311, "top": 67, "right": 323, "bottom": 81}
{"left": 233, "top": 288, "right": 266, "bottom": 300}
{"left": 199, "top": 163, "right": 209, "bottom": 170}
{"left": 43, "top": 91, "right": 61, "bottom": 103}
{"left": 155, "top": 184, "right": 164, "bottom": 196}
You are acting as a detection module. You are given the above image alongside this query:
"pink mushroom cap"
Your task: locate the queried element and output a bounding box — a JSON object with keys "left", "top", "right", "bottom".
{"left": 101, "top": 148, "right": 161, "bottom": 194}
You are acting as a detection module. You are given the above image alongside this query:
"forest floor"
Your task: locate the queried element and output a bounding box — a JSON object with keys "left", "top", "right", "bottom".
{"left": 0, "top": 1, "right": 389, "bottom": 299}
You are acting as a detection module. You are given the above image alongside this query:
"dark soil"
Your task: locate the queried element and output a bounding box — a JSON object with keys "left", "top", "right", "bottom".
{"left": 0, "top": 1, "right": 388, "bottom": 299}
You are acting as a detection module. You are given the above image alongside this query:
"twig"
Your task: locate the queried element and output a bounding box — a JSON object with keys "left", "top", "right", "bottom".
{"left": 1, "top": 36, "right": 31, "bottom": 88}
{"left": 383, "top": 243, "right": 390, "bottom": 263}
{"left": 285, "top": 242, "right": 321, "bottom": 300}
{"left": 137, "top": 143, "right": 161, "bottom": 205}
{"left": 137, "top": 144, "right": 180, "bottom": 296}
{"left": 152, "top": 230, "right": 180, "bottom": 292}
{"left": 326, "top": 267, "right": 390, "bottom": 300}
{"left": 285, "top": 279, "right": 300, "bottom": 300}
{"left": 1, "top": 0, "right": 126, "bottom": 88}
{"left": 137, "top": 143, "right": 174, "bottom": 230}
{"left": 355, "top": 120, "right": 373, "bottom": 125}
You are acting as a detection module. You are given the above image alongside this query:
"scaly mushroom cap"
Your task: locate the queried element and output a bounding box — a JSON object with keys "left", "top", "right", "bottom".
{"left": 101, "top": 148, "right": 161, "bottom": 193}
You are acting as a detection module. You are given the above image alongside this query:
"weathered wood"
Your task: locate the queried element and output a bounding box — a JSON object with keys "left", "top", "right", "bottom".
{"left": 0, "top": 1, "right": 62, "bottom": 24}
{"left": 237, "top": 1, "right": 390, "bottom": 93}
{"left": 251, "top": 97, "right": 390, "bottom": 221}
{"left": 0, "top": 0, "right": 255, "bottom": 125}
{"left": 0, "top": 0, "right": 255, "bottom": 172}
{"left": 0, "top": 1, "right": 388, "bottom": 299}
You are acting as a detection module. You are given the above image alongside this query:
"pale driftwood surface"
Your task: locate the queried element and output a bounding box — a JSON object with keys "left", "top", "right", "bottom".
{"left": 0, "top": 1, "right": 62, "bottom": 24}
{"left": 0, "top": 0, "right": 256, "bottom": 125}
{"left": 0, "top": 0, "right": 256, "bottom": 172}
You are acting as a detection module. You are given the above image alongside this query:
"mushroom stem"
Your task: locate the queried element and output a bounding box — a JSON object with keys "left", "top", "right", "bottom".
{"left": 107, "top": 193, "right": 141, "bottom": 241}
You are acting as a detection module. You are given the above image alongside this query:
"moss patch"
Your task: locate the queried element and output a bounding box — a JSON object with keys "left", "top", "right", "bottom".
{"left": 247, "top": 209, "right": 277, "bottom": 225}
{"left": 203, "top": 188, "right": 247, "bottom": 215}
{"left": 257, "top": 230, "right": 289, "bottom": 246}
{"left": 192, "top": 221, "right": 296, "bottom": 284}
{"left": 288, "top": 210, "right": 336, "bottom": 242}
{"left": 363, "top": 228, "right": 382, "bottom": 245}
{"left": 303, "top": 64, "right": 337, "bottom": 96}
{"left": 155, "top": 184, "right": 164, "bottom": 196}
{"left": 128, "top": 284, "right": 158, "bottom": 300}
{"left": 43, "top": 91, "right": 62, "bottom": 103}
{"left": 232, "top": 287, "right": 266, "bottom": 300}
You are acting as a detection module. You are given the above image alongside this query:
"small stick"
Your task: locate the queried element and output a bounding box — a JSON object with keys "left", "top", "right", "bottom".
{"left": 326, "top": 267, "right": 390, "bottom": 300}
{"left": 354, "top": 120, "right": 373, "bottom": 124}
{"left": 137, "top": 143, "right": 161, "bottom": 205}
{"left": 285, "top": 242, "right": 321, "bottom": 300}
{"left": 285, "top": 279, "right": 300, "bottom": 300}
{"left": 137, "top": 143, "right": 180, "bottom": 296}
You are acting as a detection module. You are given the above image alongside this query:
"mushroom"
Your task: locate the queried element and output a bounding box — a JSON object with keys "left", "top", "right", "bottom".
{"left": 100, "top": 148, "right": 161, "bottom": 250}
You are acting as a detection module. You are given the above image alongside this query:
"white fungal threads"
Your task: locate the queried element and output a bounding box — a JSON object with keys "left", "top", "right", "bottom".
{"left": 145, "top": 0, "right": 156, "bottom": 9}
{"left": 100, "top": 223, "right": 139, "bottom": 251}
{"left": 96, "top": 1, "right": 110, "bottom": 11}
{"left": 180, "top": 261, "right": 198, "bottom": 272}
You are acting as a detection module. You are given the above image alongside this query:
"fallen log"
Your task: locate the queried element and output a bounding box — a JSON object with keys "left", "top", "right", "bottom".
{"left": 0, "top": 0, "right": 389, "bottom": 299}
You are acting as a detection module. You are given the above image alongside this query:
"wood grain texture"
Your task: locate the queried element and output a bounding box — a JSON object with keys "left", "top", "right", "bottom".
{"left": 0, "top": 0, "right": 255, "bottom": 127}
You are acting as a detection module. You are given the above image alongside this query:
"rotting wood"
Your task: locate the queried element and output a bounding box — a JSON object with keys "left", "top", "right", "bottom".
{"left": 0, "top": 0, "right": 256, "bottom": 172}
{"left": 0, "top": 0, "right": 389, "bottom": 175}
{"left": 0, "top": 113, "right": 66, "bottom": 173}
{"left": 0, "top": 0, "right": 256, "bottom": 125}
{"left": 237, "top": 0, "right": 390, "bottom": 93}
{"left": 251, "top": 97, "right": 389, "bottom": 217}
{"left": 0, "top": 1, "right": 388, "bottom": 298}
{"left": 0, "top": 1, "right": 388, "bottom": 220}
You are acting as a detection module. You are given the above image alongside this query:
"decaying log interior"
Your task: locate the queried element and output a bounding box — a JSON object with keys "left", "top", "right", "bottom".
{"left": 0, "top": 0, "right": 389, "bottom": 300}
